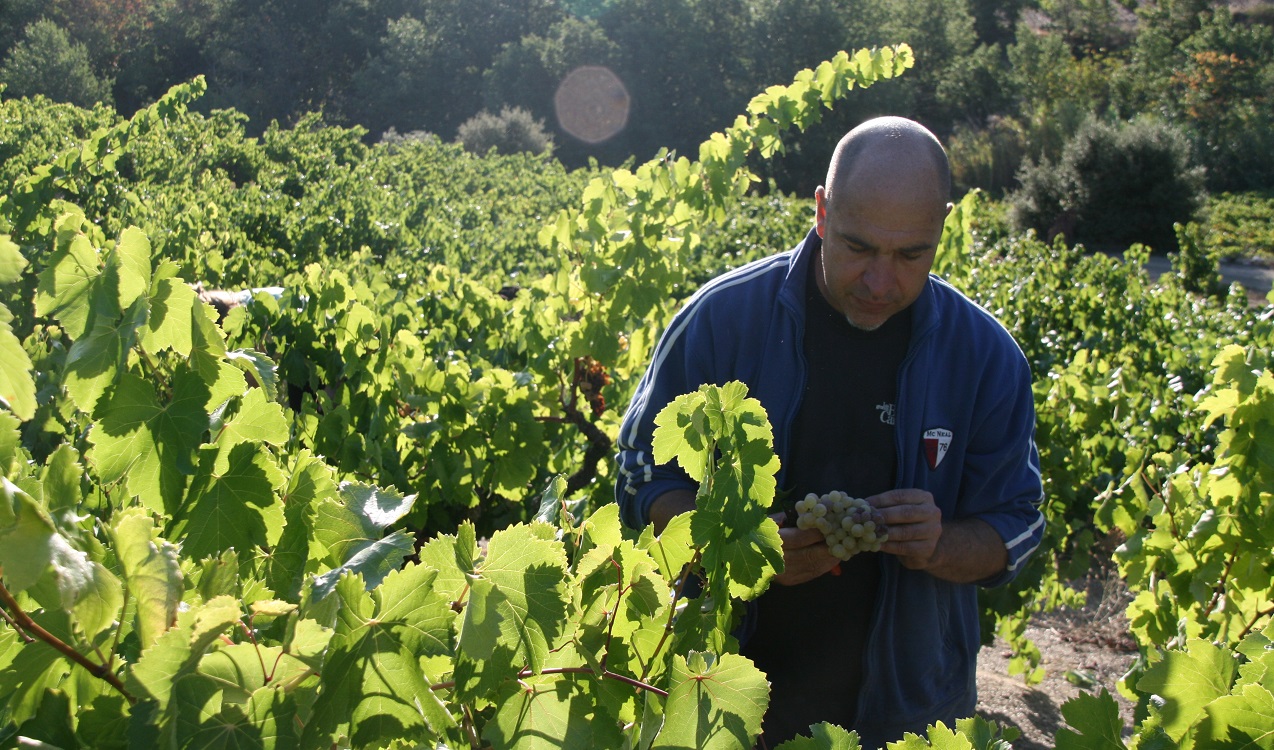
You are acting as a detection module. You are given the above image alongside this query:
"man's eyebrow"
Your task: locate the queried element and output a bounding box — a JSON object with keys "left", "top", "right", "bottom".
{"left": 837, "top": 230, "right": 934, "bottom": 255}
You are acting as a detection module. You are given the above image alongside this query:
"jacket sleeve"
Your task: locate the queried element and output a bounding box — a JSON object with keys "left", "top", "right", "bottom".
{"left": 614, "top": 301, "right": 717, "bottom": 530}
{"left": 960, "top": 340, "right": 1046, "bottom": 588}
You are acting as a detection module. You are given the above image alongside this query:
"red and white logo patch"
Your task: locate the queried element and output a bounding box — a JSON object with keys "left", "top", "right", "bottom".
{"left": 923, "top": 428, "right": 953, "bottom": 470}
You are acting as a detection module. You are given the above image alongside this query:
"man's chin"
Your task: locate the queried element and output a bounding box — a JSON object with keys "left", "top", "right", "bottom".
{"left": 844, "top": 312, "right": 886, "bottom": 331}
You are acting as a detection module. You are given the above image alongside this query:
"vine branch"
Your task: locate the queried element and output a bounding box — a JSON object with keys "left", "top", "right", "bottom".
{"left": 0, "top": 579, "right": 137, "bottom": 705}
{"left": 1236, "top": 604, "right": 1274, "bottom": 641}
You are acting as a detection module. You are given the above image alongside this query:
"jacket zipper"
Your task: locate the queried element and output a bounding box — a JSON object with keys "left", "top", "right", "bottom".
{"left": 854, "top": 286, "right": 938, "bottom": 725}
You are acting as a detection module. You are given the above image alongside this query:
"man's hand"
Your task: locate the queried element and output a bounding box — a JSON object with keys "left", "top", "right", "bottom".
{"left": 868, "top": 489, "right": 1008, "bottom": 583}
{"left": 770, "top": 513, "right": 840, "bottom": 586}
{"left": 869, "top": 489, "right": 943, "bottom": 569}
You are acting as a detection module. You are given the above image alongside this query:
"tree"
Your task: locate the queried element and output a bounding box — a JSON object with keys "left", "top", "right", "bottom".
{"left": 350, "top": 0, "right": 560, "bottom": 139}
{"left": 1124, "top": 7, "right": 1274, "bottom": 190}
{"left": 600, "top": 0, "right": 755, "bottom": 159}
{"left": 0, "top": 0, "right": 44, "bottom": 54}
{"left": 0, "top": 19, "right": 112, "bottom": 107}
{"left": 481, "top": 17, "right": 622, "bottom": 166}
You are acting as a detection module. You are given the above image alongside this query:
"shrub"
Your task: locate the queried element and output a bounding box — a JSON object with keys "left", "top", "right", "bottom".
{"left": 948, "top": 116, "right": 1029, "bottom": 196}
{"left": 456, "top": 106, "right": 554, "bottom": 156}
{"left": 1010, "top": 117, "right": 1206, "bottom": 252}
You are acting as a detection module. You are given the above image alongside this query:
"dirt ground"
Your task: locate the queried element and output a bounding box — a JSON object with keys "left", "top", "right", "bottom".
{"left": 974, "top": 571, "right": 1140, "bottom": 749}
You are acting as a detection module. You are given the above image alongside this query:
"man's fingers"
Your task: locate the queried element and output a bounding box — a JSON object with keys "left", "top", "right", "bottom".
{"left": 876, "top": 503, "right": 939, "bottom": 526}
{"left": 777, "top": 524, "right": 825, "bottom": 550}
{"left": 868, "top": 488, "right": 933, "bottom": 508}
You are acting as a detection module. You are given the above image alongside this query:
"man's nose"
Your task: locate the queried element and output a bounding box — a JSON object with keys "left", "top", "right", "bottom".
{"left": 861, "top": 258, "right": 896, "bottom": 297}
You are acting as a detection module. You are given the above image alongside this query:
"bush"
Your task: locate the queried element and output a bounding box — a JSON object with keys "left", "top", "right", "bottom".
{"left": 1010, "top": 117, "right": 1206, "bottom": 252}
{"left": 0, "top": 19, "right": 112, "bottom": 107}
{"left": 456, "top": 106, "right": 554, "bottom": 156}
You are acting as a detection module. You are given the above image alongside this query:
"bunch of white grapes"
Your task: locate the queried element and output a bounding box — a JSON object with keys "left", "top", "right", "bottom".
{"left": 794, "top": 491, "right": 888, "bottom": 560}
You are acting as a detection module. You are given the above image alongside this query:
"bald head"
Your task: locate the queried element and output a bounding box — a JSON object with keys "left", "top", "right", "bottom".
{"left": 824, "top": 117, "right": 950, "bottom": 213}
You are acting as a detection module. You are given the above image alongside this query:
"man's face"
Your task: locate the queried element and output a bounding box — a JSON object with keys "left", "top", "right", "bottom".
{"left": 814, "top": 182, "right": 949, "bottom": 331}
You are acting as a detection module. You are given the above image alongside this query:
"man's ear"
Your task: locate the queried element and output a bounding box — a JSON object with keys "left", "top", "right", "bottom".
{"left": 814, "top": 185, "right": 828, "bottom": 239}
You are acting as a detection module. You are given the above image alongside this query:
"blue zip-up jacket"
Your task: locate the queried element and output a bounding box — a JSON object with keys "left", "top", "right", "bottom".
{"left": 615, "top": 228, "right": 1045, "bottom": 746}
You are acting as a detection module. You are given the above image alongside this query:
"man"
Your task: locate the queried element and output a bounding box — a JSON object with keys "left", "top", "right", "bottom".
{"left": 615, "top": 117, "right": 1045, "bottom": 747}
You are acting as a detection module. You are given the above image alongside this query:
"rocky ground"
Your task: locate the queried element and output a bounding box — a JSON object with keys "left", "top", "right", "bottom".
{"left": 974, "top": 570, "right": 1140, "bottom": 749}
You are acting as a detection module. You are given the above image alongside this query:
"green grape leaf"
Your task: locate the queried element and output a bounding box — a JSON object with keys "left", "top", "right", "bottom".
{"left": 176, "top": 681, "right": 299, "bottom": 750}
{"left": 71, "top": 559, "right": 124, "bottom": 642}
{"left": 304, "top": 573, "right": 454, "bottom": 748}
{"left": 197, "top": 642, "right": 317, "bottom": 707}
{"left": 479, "top": 523, "right": 570, "bottom": 656}
{"left": 0, "top": 412, "right": 19, "bottom": 476}
{"left": 534, "top": 474, "right": 571, "bottom": 526}
{"left": 75, "top": 694, "right": 131, "bottom": 750}
{"left": 178, "top": 442, "right": 283, "bottom": 560}
{"left": 89, "top": 370, "right": 210, "bottom": 514}
{"left": 574, "top": 540, "right": 668, "bottom": 667}
{"left": 695, "top": 511, "right": 783, "bottom": 600}
{"left": 309, "top": 530, "right": 417, "bottom": 602}
{"left": 283, "top": 617, "right": 333, "bottom": 671}
{"left": 113, "top": 507, "right": 183, "bottom": 650}
{"left": 128, "top": 595, "right": 243, "bottom": 709}
{"left": 35, "top": 230, "right": 101, "bottom": 340}
{"left": 577, "top": 501, "right": 623, "bottom": 561}
{"left": 0, "top": 610, "right": 74, "bottom": 729}
{"left": 453, "top": 519, "right": 568, "bottom": 697}
{"left": 373, "top": 562, "right": 456, "bottom": 657}
{"left": 955, "top": 715, "right": 1019, "bottom": 748}
{"left": 453, "top": 575, "right": 520, "bottom": 700}
{"left": 415, "top": 521, "right": 479, "bottom": 603}
{"left": 1055, "top": 689, "right": 1130, "bottom": 750}
{"left": 41, "top": 444, "right": 84, "bottom": 513}
{"left": 313, "top": 481, "right": 416, "bottom": 564}
{"left": 267, "top": 450, "right": 336, "bottom": 600}
{"left": 114, "top": 227, "right": 152, "bottom": 310}
{"left": 226, "top": 349, "right": 279, "bottom": 401}
{"left": 141, "top": 275, "right": 196, "bottom": 355}
{"left": 652, "top": 391, "right": 713, "bottom": 482}
{"left": 1137, "top": 640, "right": 1237, "bottom": 741}
{"left": 0, "top": 316, "right": 35, "bottom": 421}
{"left": 0, "top": 236, "right": 25, "bottom": 285}
{"left": 891, "top": 722, "right": 978, "bottom": 749}
{"left": 642, "top": 510, "right": 696, "bottom": 583}
{"left": 195, "top": 548, "right": 240, "bottom": 602}
{"left": 1197, "top": 683, "right": 1274, "bottom": 749}
{"left": 249, "top": 599, "right": 297, "bottom": 619}
{"left": 774, "top": 721, "right": 862, "bottom": 749}
{"left": 652, "top": 651, "right": 769, "bottom": 749}
{"left": 63, "top": 292, "right": 146, "bottom": 415}
{"left": 483, "top": 674, "right": 626, "bottom": 749}
{"left": 0, "top": 476, "right": 57, "bottom": 591}
{"left": 214, "top": 387, "right": 288, "bottom": 455}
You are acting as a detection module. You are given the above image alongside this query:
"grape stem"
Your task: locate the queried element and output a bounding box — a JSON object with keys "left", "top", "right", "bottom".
{"left": 597, "top": 558, "right": 626, "bottom": 675}
{"left": 641, "top": 548, "right": 704, "bottom": 683}
{"left": 429, "top": 666, "right": 669, "bottom": 698}
{"left": 0, "top": 577, "right": 138, "bottom": 705}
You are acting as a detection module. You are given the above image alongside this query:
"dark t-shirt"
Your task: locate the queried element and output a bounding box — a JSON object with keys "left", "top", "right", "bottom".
{"left": 744, "top": 258, "right": 912, "bottom": 746}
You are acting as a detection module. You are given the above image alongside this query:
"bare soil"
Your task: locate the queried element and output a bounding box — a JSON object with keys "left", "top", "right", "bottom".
{"left": 975, "top": 571, "right": 1140, "bottom": 749}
